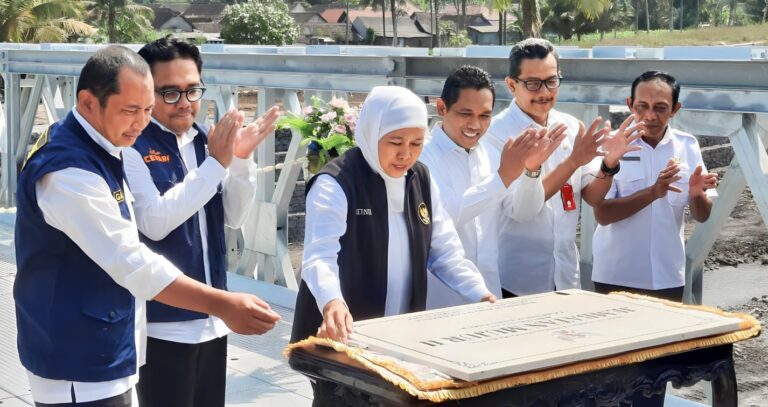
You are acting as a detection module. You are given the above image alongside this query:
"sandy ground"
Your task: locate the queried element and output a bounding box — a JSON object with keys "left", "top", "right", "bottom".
{"left": 697, "top": 188, "right": 768, "bottom": 268}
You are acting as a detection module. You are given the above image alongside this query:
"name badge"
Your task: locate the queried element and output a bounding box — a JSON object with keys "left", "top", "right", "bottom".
{"left": 561, "top": 183, "right": 576, "bottom": 211}
{"left": 621, "top": 156, "right": 641, "bottom": 161}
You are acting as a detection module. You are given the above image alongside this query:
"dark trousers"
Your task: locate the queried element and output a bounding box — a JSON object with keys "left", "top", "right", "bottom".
{"left": 593, "top": 282, "right": 684, "bottom": 303}
{"left": 137, "top": 335, "right": 227, "bottom": 407}
{"left": 35, "top": 389, "right": 131, "bottom": 407}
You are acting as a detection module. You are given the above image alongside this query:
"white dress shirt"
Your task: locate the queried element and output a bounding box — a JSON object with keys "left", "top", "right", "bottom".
{"left": 123, "top": 118, "right": 258, "bottom": 344}
{"left": 482, "top": 101, "right": 600, "bottom": 295}
{"left": 592, "top": 127, "right": 716, "bottom": 290}
{"left": 27, "top": 109, "right": 182, "bottom": 404}
{"left": 420, "top": 124, "right": 543, "bottom": 308}
{"left": 301, "top": 173, "right": 490, "bottom": 316}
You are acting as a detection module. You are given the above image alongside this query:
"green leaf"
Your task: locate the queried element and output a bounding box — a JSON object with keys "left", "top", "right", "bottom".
{"left": 276, "top": 115, "right": 314, "bottom": 138}
{"left": 316, "top": 134, "right": 354, "bottom": 151}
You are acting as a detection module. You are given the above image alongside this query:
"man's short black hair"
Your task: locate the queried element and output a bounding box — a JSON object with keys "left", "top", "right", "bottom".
{"left": 630, "top": 71, "right": 681, "bottom": 106}
{"left": 76, "top": 45, "right": 150, "bottom": 108}
{"left": 508, "top": 38, "right": 559, "bottom": 78}
{"left": 440, "top": 65, "right": 496, "bottom": 110}
{"left": 138, "top": 36, "right": 203, "bottom": 74}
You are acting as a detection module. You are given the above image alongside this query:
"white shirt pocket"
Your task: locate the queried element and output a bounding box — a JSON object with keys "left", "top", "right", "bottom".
{"left": 668, "top": 166, "right": 689, "bottom": 206}
{"left": 614, "top": 163, "right": 645, "bottom": 198}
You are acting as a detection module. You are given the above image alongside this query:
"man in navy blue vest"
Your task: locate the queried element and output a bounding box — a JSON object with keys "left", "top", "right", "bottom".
{"left": 15, "top": 45, "right": 281, "bottom": 407}
{"left": 124, "top": 38, "right": 281, "bottom": 407}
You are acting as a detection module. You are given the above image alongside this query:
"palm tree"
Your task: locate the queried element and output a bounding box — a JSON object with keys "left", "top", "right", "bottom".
{"left": 492, "top": 0, "right": 513, "bottom": 44}
{"left": 520, "top": 0, "right": 541, "bottom": 37}
{"left": 86, "top": 0, "right": 153, "bottom": 43}
{"left": 565, "top": 0, "right": 612, "bottom": 20}
{"left": 390, "top": 0, "right": 398, "bottom": 46}
{"left": 0, "top": 0, "right": 94, "bottom": 42}
{"left": 524, "top": 0, "right": 609, "bottom": 38}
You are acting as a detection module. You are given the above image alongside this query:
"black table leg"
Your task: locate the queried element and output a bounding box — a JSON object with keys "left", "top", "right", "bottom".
{"left": 710, "top": 353, "right": 738, "bottom": 407}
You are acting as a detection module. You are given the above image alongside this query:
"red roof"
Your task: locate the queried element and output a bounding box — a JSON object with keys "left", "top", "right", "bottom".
{"left": 321, "top": 9, "right": 345, "bottom": 23}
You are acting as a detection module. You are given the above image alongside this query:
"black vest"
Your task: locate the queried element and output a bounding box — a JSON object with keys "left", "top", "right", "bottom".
{"left": 291, "top": 147, "right": 433, "bottom": 343}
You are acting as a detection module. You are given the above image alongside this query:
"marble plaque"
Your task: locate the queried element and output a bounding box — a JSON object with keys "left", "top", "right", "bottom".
{"left": 350, "top": 290, "right": 743, "bottom": 381}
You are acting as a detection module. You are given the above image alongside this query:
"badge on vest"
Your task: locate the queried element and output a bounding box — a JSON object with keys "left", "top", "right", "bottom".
{"left": 113, "top": 189, "right": 125, "bottom": 203}
{"left": 143, "top": 148, "right": 171, "bottom": 163}
{"left": 418, "top": 202, "right": 431, "bottom": 225}
{"left": 22, "top": 127, "right": 51, "bottom": 169}
{"left": 356, "top": 208, "right": 372, "bottom": 216}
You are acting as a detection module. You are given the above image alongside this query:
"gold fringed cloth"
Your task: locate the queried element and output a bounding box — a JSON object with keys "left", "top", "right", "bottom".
{"left": 283, "top": 293, "right": 761, "bottom": 403}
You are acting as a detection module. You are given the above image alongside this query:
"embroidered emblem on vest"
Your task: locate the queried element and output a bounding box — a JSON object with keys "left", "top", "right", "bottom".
{"left": 143, "top": 148, "right": 171, "bottom": 163}
{"left": 23, "top": 127, "right": 50, "bottom": 169}
{"left": 356, "top": 208, "right": 372, "bottom": 216}
{"left": 418, "top": 202, "right": 430, "bottom": 225}
{"left": 113, "top": 190, "right": 125, "bottom": 203}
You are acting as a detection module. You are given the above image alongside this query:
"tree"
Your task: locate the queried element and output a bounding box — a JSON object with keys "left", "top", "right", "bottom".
{"left": 0, "top": 0, "right": 94, "bottom": 42}
{"left": 390, "top": 0, "right": 398, "bottom": 45}
{"left": 86, "top": 0, "right": 154, "bottom": 43}
{"left": 645, "top": 0, "right": 650, "bottom": 32}
{"left": 446, "top": 28, "right": 471, "bottom": 46}
{"left": 220, "top": 0, "right": 298, "bottom": 45}
{"left": 521, "top": 0, "right": 542, "bottom": 37}
{"left": 566, "top": 0, "right": 613, "bottom": 19}
{"left": 541, "top": 0, "right": 614, "bottom": 39}
{"left": 492, "top": 0, "right": 513, "bottom": 45}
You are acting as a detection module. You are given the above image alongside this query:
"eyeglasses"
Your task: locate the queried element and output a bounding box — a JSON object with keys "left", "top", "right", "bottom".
{"left": 155, "top": 87, "right": 206, "bottom": 104}
{"left": 514, "top": 77, "right": 562, "bottom": 91}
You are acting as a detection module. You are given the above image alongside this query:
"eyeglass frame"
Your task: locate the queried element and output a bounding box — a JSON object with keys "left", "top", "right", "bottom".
{"left": 513, "top": 76, "right": 563, "bottom": 91}
{"left": 155, "top": 86, "right": 207, "bottom": 104}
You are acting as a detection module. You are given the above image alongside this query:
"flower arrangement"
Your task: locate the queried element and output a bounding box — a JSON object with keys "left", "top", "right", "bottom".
{"left": 277, "top": 95, "right": 358, "bottom": 174}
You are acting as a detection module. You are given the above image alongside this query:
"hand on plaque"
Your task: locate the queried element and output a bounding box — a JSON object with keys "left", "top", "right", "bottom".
{"left": 481, "top": 293, "right": 497, "bottom": 303}
{"left": 318, "top": 298, "right": 354, "bottom": 343}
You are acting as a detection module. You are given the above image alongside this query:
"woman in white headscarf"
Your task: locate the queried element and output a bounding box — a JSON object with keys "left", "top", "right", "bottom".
{"left": 291, "top": 87, "right": 495, "bottom": 353}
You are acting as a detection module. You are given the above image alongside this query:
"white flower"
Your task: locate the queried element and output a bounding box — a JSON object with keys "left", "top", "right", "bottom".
{"left": 320, "top": 111, "right": 337, "bottom": 123}
{"left": 334, "top": 124, "right": 347, "bottom": 135}
{"left": 302, "top": 106, "right": 314, "bottom": 116}
{"left": 329, "top": 97, "right": 346, "bottom": 109}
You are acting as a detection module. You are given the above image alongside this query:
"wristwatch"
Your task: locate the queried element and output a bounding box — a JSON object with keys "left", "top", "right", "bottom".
{"left": 524, "top": 167, "right": 541, "bottom": 178}
{"left": 600, "top": 160, "right": 620, "bottom": 176}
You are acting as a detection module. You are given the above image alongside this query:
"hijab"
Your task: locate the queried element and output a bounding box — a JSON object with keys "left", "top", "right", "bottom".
{"left": 355, "top": 86, "right": 428, "bottom": 212}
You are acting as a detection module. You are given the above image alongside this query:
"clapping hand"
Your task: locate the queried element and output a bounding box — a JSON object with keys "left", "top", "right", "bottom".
{"left": 523, "top": 123, "right": 568, "bottom": 172}
{"left": 234, "top": 106, "right": 282, "bottom": 159}
{"left": 689, "top": 164, "right": 718, "bottom": 198}
{"left": 568, "top": 117, "right": 611, "bottom": 168}
{"left": 207, "top": 109, "right": 244, "bottom": 168}
{"left": 497, "top": 128, "right": 540, "bottom": 186}
{"left": 602, "top": 114, "right": 645, "bottom": 168}
{"left": 652, "top": 159, "right": 683, "bottom": 198}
